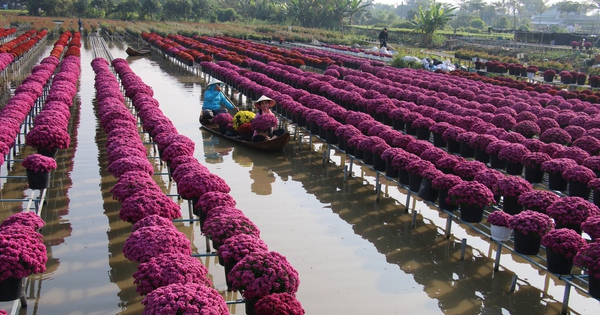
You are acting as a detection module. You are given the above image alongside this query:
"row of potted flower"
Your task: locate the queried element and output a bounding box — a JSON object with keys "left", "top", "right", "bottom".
{"left": 95, "top": 57, "right": 304, "bottom": 314}
{"left": 25, "top": 34, "right": 82, "bottom": 157}
{"left": 0, "top": 31, "right": 77, "bottom": 167}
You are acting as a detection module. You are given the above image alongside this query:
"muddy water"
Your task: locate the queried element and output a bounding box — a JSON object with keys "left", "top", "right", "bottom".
{"left": 0, "top": 36, "right": 598, "bottom": 315}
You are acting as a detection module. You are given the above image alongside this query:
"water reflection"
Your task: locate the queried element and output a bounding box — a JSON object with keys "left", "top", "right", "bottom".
{"left": 272, "top": 144, "right": 565, "bottom": 314}
{"left": 201, "top": 131, "right": 232, "bottom": 163}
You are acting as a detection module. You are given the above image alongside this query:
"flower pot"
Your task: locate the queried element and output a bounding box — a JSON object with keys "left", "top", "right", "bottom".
{"left": 245, "top": 297, "right": 260, "bottom": 315}
{"left": 589, "top": 274, "right": 600, "bottom": 299}
{"left": 543, "top": 74, "right": 554, "bottom": 82}
{"left": 591, "top": 80, "right": 600, "bottom": 88}
{"left": 26, "top": 169, "right": 51, "bottom": 190}
{"left": 594, "top": 190, "right": 600, "bottom": 208}
{"left": 345, "top": 143, "right": 355, "bottom": 156}
{"left": 432, "top": 133, "right": 446, "bottom": 148}
{"left": 393, "top": 119, "right": 405, "bottom": 132}
{"left": 295, "top": 115, "right": 307, "bottom": 127}
{"left": 568, "top": 181, "right": 591, "bottom": 199}
{"left": 490, "top": 154, "right": 505, "bottom": 169}
{"left": 405, "top": 122, "right": 417, "bottom": 136}
{"left": 408, "top": 173, "right": 423, "bottom": 192}
{"left": 385, "top": 160, "right": 399, "bottom": 178}
{"left": 447, "top": 139, "right": 460, "bottom": 154}
{"left": 0, "top": 277, "right": 24, "bottom": 302}
{"left": 438, "top": 189, "right": 458, "bottom": 212}
{"left": 525, "top": 166, "right": 544, "bottom": 184}
{"left": 217, "top": 251, "right": 225, "bottom": 267}
{"left": 527, "top": 72, "right": 534, "bottom": 79}
{"left": 459, "top": 205, "right": 485, "bottom": 223}
{"left": 37, "top": 147, "right": 58, "bottom": 158}
{"left": 474, "top": 149, "right": 489, "bottom": 164}
{"left": 459, "top": 143, "right": 474, "bottom": 158}
{"left": 503, "top": 196, "right": 523, "bottom": 215}
{"left": 548, "top": 173, "right": 568, "bottom": 191}
{"left": 561, "top": 77, "right": 572, "bottom": 84}
{"left": 363, "top": 151, "right": 374, "bottom": 166}
{"left": 373, "top": 154, "right": 386, "bottom": 172}
{"left": 338, "top": 138, "right": 347, "bottom": 151}
{"left": 191, "top": 198, "right": 201, "bottom": 216}
{"left": 546, "top": 249, "right": 574, "bottom": 274}
{"left": 212, "top": 240, "right": 221, "bottom": 251}
{"left": 398, "top": 169, "right": 410, "bottom": 186}
{"left": 513, "top": 230, "right": 542, "bottom": 255}
{"left": 491, "top": 225, "right": 512, "bottom": 242}
{"left": 319, "top": 128, "right": 327, "bottom": 140}
{"left": 224, "top": 259, "right": 238, "bottom": 291}
{"left": 309, "top": 122, "right": 320, "bottom": 134}
{"left": 326, "top": 130, "right": 338, "bottom": 145}
{"left": 418, "top": 178, "right": 438, "bottom": 202}
{"left": 577, "top": 77, "right": 586, "bottom": 85}
{"left": 505, "top": 162, "right": 524, "bottom": 176}
{"left": 416, "top": 128, "right": 430, "bottom": 141}
{"left": 354, "top": 149, "right": 364, "bottom": 159}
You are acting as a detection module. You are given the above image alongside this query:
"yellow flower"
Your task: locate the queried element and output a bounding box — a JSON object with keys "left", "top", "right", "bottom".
{"left": 233, "top": 110, "right": 255, "bottom": 130}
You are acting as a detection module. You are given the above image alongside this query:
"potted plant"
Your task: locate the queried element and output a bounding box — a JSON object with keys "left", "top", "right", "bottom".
{"left": 202, "top": 212, "right": 260, "bottom": 249}
{"left": 522, "top": 152, "right": 551, "bottom": 184}
{"left": 453, "top": 160, "right": 487, "bottom": 181}
{"left": 25, "top": 124, "right": 70, "bottom": 157}
{"left": 517, "top": 190, "right": 559, "bottom": 213}
{"left": 255, "top": 293, "right": 305, "bottom": 315}
{"left": 541, "top": 158, "right": 579, "bottom": 191}
{"left": 487, "top": 210, "right": 513, "bottom": 241}
{"left": 571, "top": 41, "right": 579, "bottom": 49}
{"left": 447, "top": 181, "right": 495, "bottom": 223}
{"left": 543, "top": 69, "right": 556, "bottom": 82}
{"left": 194, "top": 191, "right": 236, "bottom": 227}
{"left": 582, "top": 215, "right": 600, "bottom": 240}
{"left": 119, "top": 188, "right": 182, "bottom": 223}
{"left": 133, "top": 252, "right": 212, "bottom": 295}
{"left": 513, "top": 121, "right": 541, "bottom": 139}
{"left": 590, "top": 75, "right": 600, "bottom": 88}
{"left": 177, "top": 172, "right": 231, "bottom": 202}
{"left": 509, "top": 210, "right": 554, "bottom": 255}
{"left": 469, "top": 134, "right": 496, "bottom": 163}
{"left": 110, "top": 171, "right": 162, "bottom": 202}
{"left": 546, "top": 196, "right": 600, "bottom": 234}
{"left": 573, "top": 242, "right": 600, "bottom": 298}
{"left": 21, "top": 153, "right": 57, "bottom": 190}
{"left": 486, "top": 140, "right": 510, "bottom": 169}
{"left": 498, "top": 143, "right": 530, "bottom": 175}
{"left": 218, "top": 234, "right": 269, "bottom": 290}
{"left": 577, "top": 72, "right": 588, "bottom": 85}
{"left": 107, "top": 156, "right": 154, "bottom": 178}
{"left": 526, "top": 66, "right": 538, "bottom": 79}
{"left": 123, "top": 226, "right": 192, "bottom": 263}
{"left": 0, "top": 221, "right": 48, "bottom": 301}
{"left": 542, "top": 228, "right": 586, "bottom": 274}
{"left": 0, "top": 212, "right": 45, "bottom": 231}
{"left": 562, "top": 165, "right": 596, "bottom": 199}
{"left": 540, "top": 127, "right": 572, "bottom": 146}
{"left": 431, "top": 173, "right": 463, "bottom": 211}
{"left": 474, "top": 60, "right": 483, "bottom": 70}
{"left": 560, "top": 71, "right": 573, "bottom": 84}
{"left": 228, "top": 251, "right": 300, "bottom": 309}
{"left": 141, "top": 282, "right": 229, "bottom": 314}
{"left": 585, "top": 41, "right": 593, "bottom": 50}
{"left": 493, "top": 176, "right": 533, "bottom": 214}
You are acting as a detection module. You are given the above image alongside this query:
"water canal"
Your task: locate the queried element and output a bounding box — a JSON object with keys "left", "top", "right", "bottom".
{"left": 0, "top": 33, "right": 598, "bottom": 315}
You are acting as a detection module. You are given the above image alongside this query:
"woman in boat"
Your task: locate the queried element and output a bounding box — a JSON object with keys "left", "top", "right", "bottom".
{"left": 201, "top": 78, "right": 238, "bottom": 122}
{"left": 252, "top": 95, "right": 285, "bottom": 141}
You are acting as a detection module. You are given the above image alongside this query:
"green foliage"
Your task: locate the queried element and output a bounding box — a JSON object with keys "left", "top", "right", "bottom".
{"left": 216, "top": 8, "right": 239, "bottom": 22}
{"left": 390, "top": 56, "right": 423, "bottom": 70}
{"left": 411, "top": 3, "right": 456, "bottom": 47}
{"left": 493, "top": 16, "right": 510, "bottom": 29}
{"left": 470, "top": 18, "right": 485, "bottom": 30}
{"left": 391, "top": 20, "right": 414, "bottom": 29}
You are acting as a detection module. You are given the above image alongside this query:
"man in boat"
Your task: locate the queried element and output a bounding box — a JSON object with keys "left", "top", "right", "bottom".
{"left": 201, "top": 78, "right": 238, "bottom": 123}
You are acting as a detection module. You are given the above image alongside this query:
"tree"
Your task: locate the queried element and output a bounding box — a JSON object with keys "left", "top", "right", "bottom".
{"left": 113, "top": 0, "right": 140, "bottom": 20}
{"left": 555, "top": 0, "right": 585, "bottom": 16}
{"left": 493, "top": 15, "right": 511, "bottom": 29}
{"left": 470, "top": 18, "right": 486, "bottom": 29}
{"left": 347, "top": 0, "right": 370, "bottom": 25}
{"left": 163, "top": 0, "right": 192, "bottom": 20}
{"left": 410, "top": 3, "right": 456, "bottom": 46}
{"left": 140, "top": 0, "right": 162, "bottom": 20}
{"left": 448, "top": 12, "right": 473, "bottom": 34}
{"left": 190, "top": 0, "right": 210, "bottom": 21}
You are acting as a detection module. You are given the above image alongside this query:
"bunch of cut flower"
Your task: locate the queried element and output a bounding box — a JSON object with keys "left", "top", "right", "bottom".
{"left": 233, "top": 110, "right": 256, "bottom": 130}
{"left": 213, "top": 112, "right": 233, "bottom": 126}
{"left": 251, "top": 114, "right": 278, "bottom": 132}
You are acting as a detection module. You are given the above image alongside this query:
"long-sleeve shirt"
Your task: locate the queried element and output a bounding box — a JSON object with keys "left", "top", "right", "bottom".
{"left": 203, "top": 85, "right": 234, "bottom": 111}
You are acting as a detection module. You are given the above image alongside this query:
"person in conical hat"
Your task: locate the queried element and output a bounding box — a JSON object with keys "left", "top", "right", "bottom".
{"left": 201, "top": 78, "right": 238, "bottom": 123}
{"left": 251, "top": 95, "right": 285, "bottom": 142}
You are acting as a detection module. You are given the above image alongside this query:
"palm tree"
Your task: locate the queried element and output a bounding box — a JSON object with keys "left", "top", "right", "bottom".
{"left": 410, "top": 3, "right": 456, "bottom": 47}
{"left": 346, "top": 0, "right": 371, "bottom": 25}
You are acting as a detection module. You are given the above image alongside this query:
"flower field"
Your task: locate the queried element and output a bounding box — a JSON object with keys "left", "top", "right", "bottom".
{"left": 1, "top": 26, "right": 600, "bottom": 314}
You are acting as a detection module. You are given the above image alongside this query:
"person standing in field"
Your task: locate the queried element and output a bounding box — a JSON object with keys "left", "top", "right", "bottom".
{"left": 379, "top": 28, "right": 388, "bottom": 49}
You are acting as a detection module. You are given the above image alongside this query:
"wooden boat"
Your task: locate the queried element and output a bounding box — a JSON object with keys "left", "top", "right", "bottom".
{"left": 126, "top": 46, "right": 151, "bottom": 56}
{"left": 200, "top": 121, "right": 290, "bottom": 151}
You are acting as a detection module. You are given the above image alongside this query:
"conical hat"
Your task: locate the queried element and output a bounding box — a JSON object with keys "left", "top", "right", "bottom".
{"left": 207, "top": 78, "right": 223, "bottom": 88}
{"left": 253, "top": 95, "right": 275, "bottom": 108}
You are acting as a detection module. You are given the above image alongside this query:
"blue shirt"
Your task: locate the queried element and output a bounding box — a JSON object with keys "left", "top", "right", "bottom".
{"left": 203, "top": 85, "right": 234, "bottom": 111}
